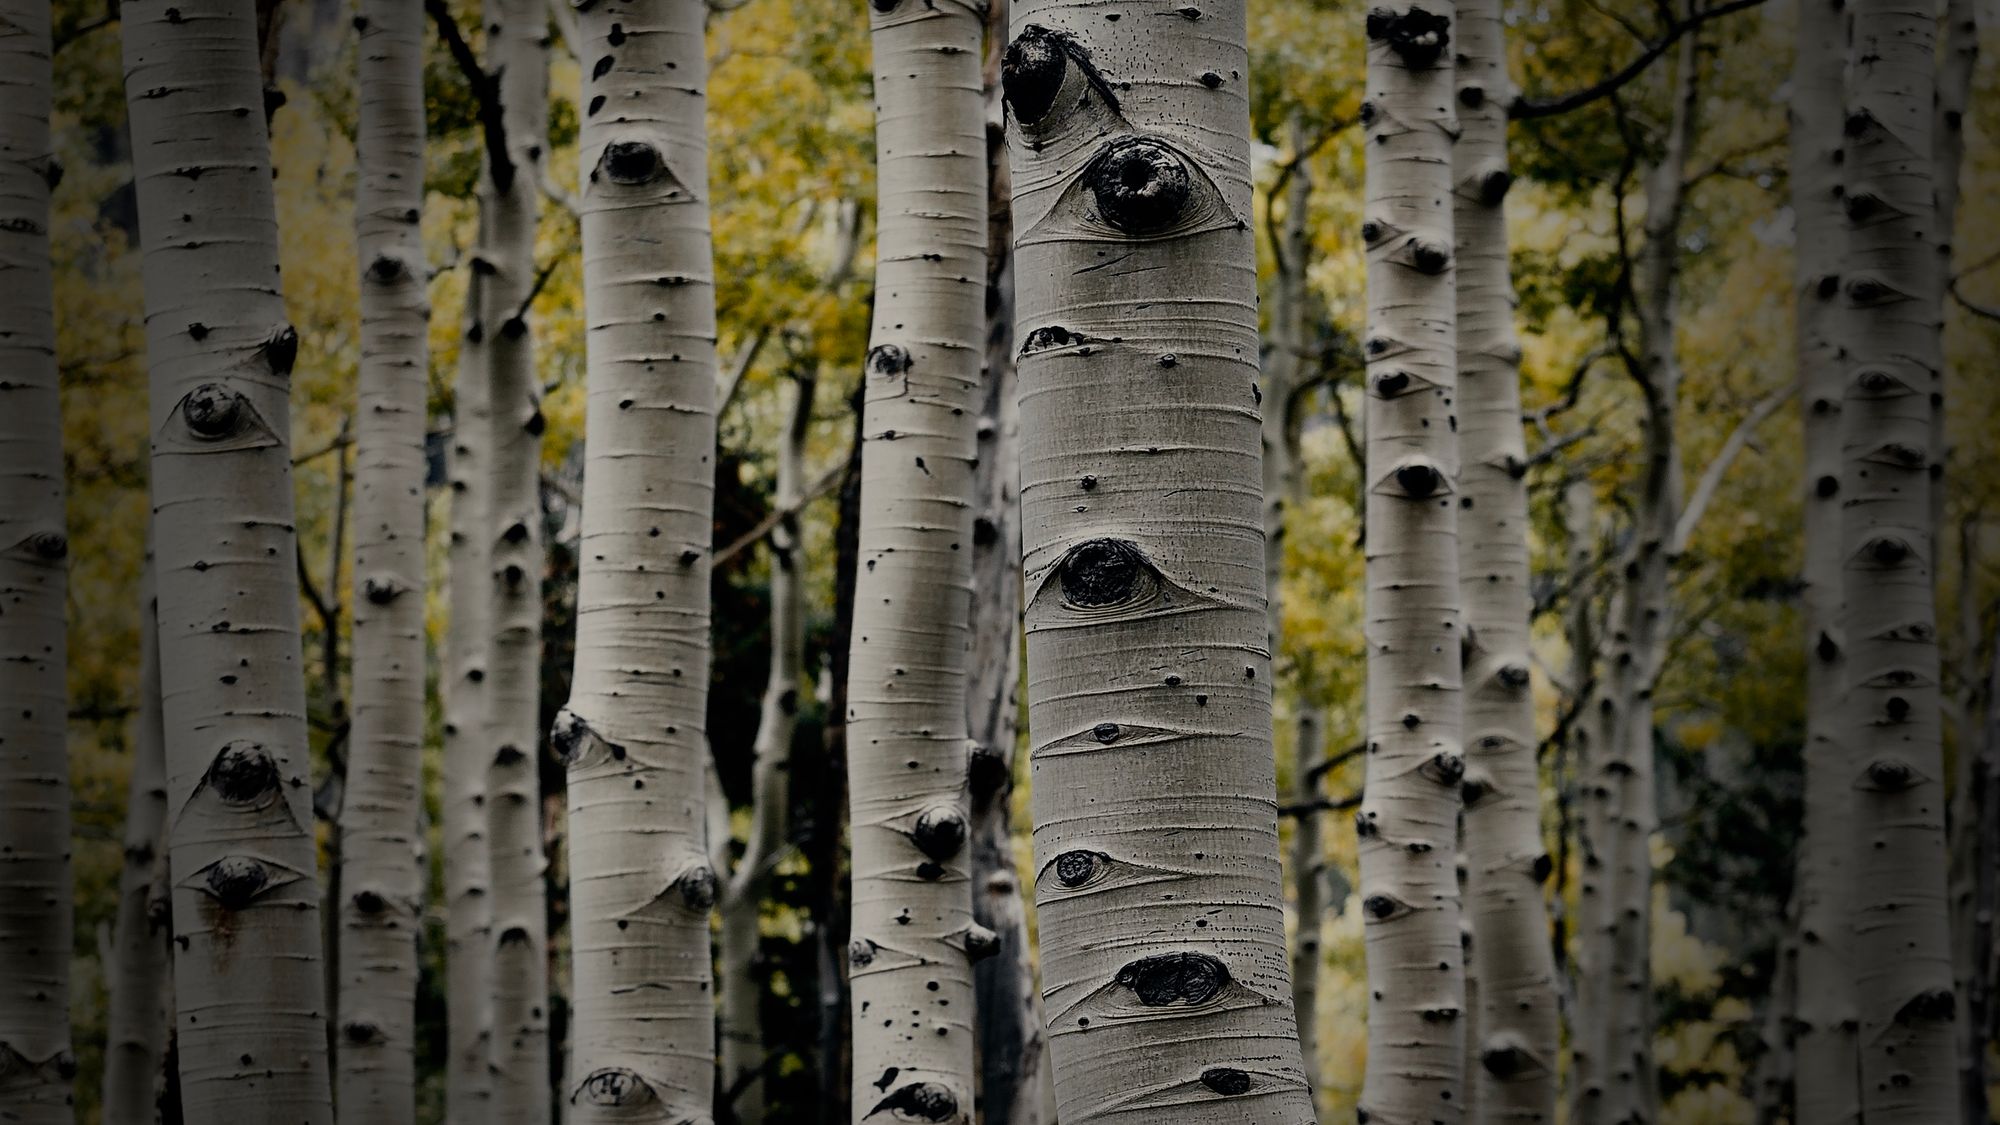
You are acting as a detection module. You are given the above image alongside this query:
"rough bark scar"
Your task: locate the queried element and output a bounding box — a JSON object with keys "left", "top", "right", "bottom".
{"left": 598, "top": 140, "right": 663, "bottom": 185}
{"left": 1394, "top": 463, "right": 1443, "bottom": 498}
{"left": 1200, "top": 1067, "right": 1252, "bottom": 1095}
{"left": 1056, "top": 538, "right": 1150, "bottom": 607}
{"left": 1365, "top": 5, "right": 1451, "bottom": 68}
{"left": 1113, "top": 951, "right": 1230, "bottom": 1006}
{"left": 1085, "top": 138, "right": 1193, "bottom": 237}
{"left": 1001, "top": 24, "right": 1118, "bottom": 128}
{"left": 673, "top": 865, "right": 719, "bottom": 911}
{"left": 205, "top": 741, "right": 281, "bottom": 804}
{"left": 865, "top": 1080, "right": 959, "bottom": 1121}
{"left": 18, "top": 530, "right": 67, "bottom": 561}
{"left": 573, "top": 1066, "right": 658, "bottom": 1106}
{"left": 1053, "top": 849, "right": 1105, "bottom": 888}
{"left": 868, "top": 343, "right": 913, "bottom": 376}
{"left": 959, "top": 924, "right": 1000, "bottom": 962}
{"left": 183, "top": 384, "right": 246, "bottom": 438}
{"left": 202, "top": 856, "right": 273, "bottom": 910}
{"left": 850, "top": 938, "right": 878, "bottom": 968}
{"left": 912, "top": 807, "right": 968, "bottom": 862}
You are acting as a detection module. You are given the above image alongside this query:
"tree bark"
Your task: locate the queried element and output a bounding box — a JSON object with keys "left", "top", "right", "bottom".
{"left": 0, "top": 0, "right": 71, "bottom": 1117}
{"left": 336, "top": 1, "right": 430, "bottom": 1117}
{"left": 1964, "top": 637, "right": 1998, "bottom": 1125}
{"left": 1789, "top": 0, "right": 1859, "bottom": 1115}
{"left": 103, "top": 554, "right": 174, "bottom": 1125}
{"left": 1359, "top": 0, "right": 1469, "bottom": 1118}
{"left": 120, "top": 0, "right": 334, "bottom": 1117}
{"left": 968, "top": 4, "right": 1048, "bottom": 1120}
{"left": 1001, "top": 4, "right": 1318, "bottom": 1120}
{"left": 1451, "top": 0, "right": 1560, "bottom": 1115}
{"left": 1840, "top": 1, "right": 1956, "bottom": 1120}
{"left": 846, "top": 1, "right": 988, "bottom": 1119}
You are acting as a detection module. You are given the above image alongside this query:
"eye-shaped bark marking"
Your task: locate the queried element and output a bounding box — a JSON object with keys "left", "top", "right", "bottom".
{"left": 950, "top": 923, "right": 1000, "bottom": 962}
{"left": 261, "top": 324, "right": 299, "bottom": 377}
{"left": 1113, "top": 951, "right": 1230, "bottom": 1006}
{"left": 597, "top": 141, "right": 657, "bottom": 185}
{"left": 571, "top": 1066, "right": 658, "bottom": 1107}
{"left": 1033, "top": 846, "right": 1180, "bottom": 902}
{"left": 7, "top": 530, "right": 68, "bottom": 562}
{"left": 1054, "top": 849, "right": 1107, "bottom": 888}
{"left": 550, "top": 708, "right": 627, "bottom": 770}
{"left": 849, "top": 938, "right": 878, "bottom": 968}
{"left": 1858, "top": 441, "right": 1926, "bottom": 471}
{"left": 1086, "top": 138, "right": 1193, "bottom": 237}
{"left": 864, "top": 1080, "right": 959, "bottom": 1121}
{"left": 1056, "top": 538, "right": 1151, "bottom": 608}
{"left": 342, "top": 1021, "right": 384, "bottom": 1045}
{"left": 194, "top": 855, "right": 287, "bottom": 911}
{"left": 1419, "top": 750, "right": 1466, "bottom": 787}
{"left": 1200, "top": 1067, "right": 1252, "bottom": 1095}
{"left": 177, "top": 384, "right": 246, "bottom": 441}
{"left": 1362, "top": 892, "right": 1413, "bottom": 922}
{"left": 1373, "top": 459, "right": 1455, "bottom": 503}
{"left": 910, "top": 806, "right": 968, "bottom": 862}
{"left": 362, "top": 575, "right": 406, "bottom": 605}
{"left": 868, "top": 343, "right": 913, "bottom": 376}
{"left": 1035, "top": 720, "right": 1188, "bottom": 757}
{"left": 204, "top": 740, "right": 282, "bottom": 805}
{"left": 1859, "top": 758, "right": 1925, "bottom": 792}
{"left": 1853, "top": 535, "right": 1915, "bottom": 568}
{"left": 672, "top": 864, "right": 718, "bottom": 912}
{"left": 1480, "top": 1036, "right": 1552, "bottom": 1081}
{"left": 1366, "top": 5, "right": 1451, "bottom": 68}
{"left": 1019, "top": 324, "right": 1101, "bottom": 355}
{"left": 1001, "top": 24, "right": 1118, "bottom": 128}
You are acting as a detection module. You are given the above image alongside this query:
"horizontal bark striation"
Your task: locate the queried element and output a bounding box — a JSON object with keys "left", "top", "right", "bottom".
{"left": 1007, "top": 4, "right": 1316, "bottom": 1121}
{"left": 563, "top": 2, "right": 722, "bottom": 1119}
{"left": 120, "top": 0, "right": 333, "bottom": 1119}
{"left": 847, "top": 0, "right": 988, "bottom": 1120}
{"left": 0, "top": 1, "right": 72, "bottom": 1119}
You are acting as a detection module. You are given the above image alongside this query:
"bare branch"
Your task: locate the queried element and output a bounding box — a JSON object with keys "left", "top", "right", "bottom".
{"left": 1671, "top": 385, "right": 1796, "bottom": 554}
{"left": 1280, "top": 791, "right": 1364, "bottom": 819}
{"left": 426, "top": 0, "right": 513, "bottom": 192}
{"left": 711, "top": 462, "right": 849, "bottom": 568}
{"left": 1951, "top": 278, "right": 2000, "bottom": 323}
{"left": 1510, "top": 0, "right": 1771, "bottom": 120}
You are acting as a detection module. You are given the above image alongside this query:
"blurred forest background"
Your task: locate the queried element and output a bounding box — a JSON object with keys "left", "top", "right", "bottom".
{"left": 42, "top": 0, "right": 2000, "bottom": 1119}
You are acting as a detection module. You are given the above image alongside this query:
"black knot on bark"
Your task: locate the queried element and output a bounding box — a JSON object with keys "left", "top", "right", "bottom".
{"left": 342, "top": 1021, "right": 383, "bottom": 1045}
{"left": 575, "top": 1067, "right": 656, "bottom": 1107}
{"left": 1421, "top": 1005, "right": 1460, "bottom": 1022}
{"left": 1087, "top": 138, "right": 1194, "bottom": 237}
{"left": 1021, "top": 324, "right": 1079, "bottom": 353}
{"left": 1355, "top": 810, "right": 1379, "bottom": 837}
{"left": 849, "top": 938, "right": 877, "bottom": 968}
{"left": 1482, "top": 1044, "right": 1528, "bottom": 1077}
{"left": 1816, "top": 274, "right": 1841, "bottom": 299}
{"left": 366, "top": 254, "right": 405, "bottom": 284}
{"left": 1458, "top": 83, "right": 1485, "bottom": 107}
{"left": 1359, "top": 99, "right": 1379, "bottom": 125}
{"left": 1361, "top": 220, "right": 1386, "bottom": 244}
{"left": 24, "top": 531, "right": 67, "bottom": 561}
{"left": 1058, "top": 538, "right": 1150, "bottom": 608}
{"left": 207, "top": 741, "right": 281, "bottom": 804}
{"left": 867, "top": 1082, "right": 959, "bottom": 1122}
{"left": 1410, "top": 240, "right": 1450, "bottom": 274}
{"left": 1885, "top": 696, "right": 1910, "bottom": 721}
{"left": 871, "top": 0, "right": 901, "bottom": 9}
{"left": 363, "top": 576, "right": 403, "bottom": 605}
{"left": 1396, "top": 463, "right": 1443, "bottom": 498}
{"left": 1200, "top": 1067, "right": 1252, "bottom": 1095}
{"left": 1816, "top": 631, "right": 1839, "bottom": 662}
{"left": 1374, "top": 370, "right": 1411, "bottom": 397}
{"left": 498, "top": 926, "right": 531, "bottom": 947}
{"left": 1114, "top": 951, "right": 1230, "bottom": 1006}
{"left": 352, "top": 889, "right": 386, "bottom": 915}
{"left": 1054, "top": 849, "right": 1104, "bottom": 888}
{"left": 972, "top": 516, "right": 999, "bottom": 546}
{"left": 1867, "top": 758, "right": 1915, "bottom": 789}
{"left": 204, "top": 856, "right": 272, "bottom": 910}
{"left": 502, "top": 520, "right": 530, "bottom": 544}
{"left": 524, "top": 410, "right": 546, "bottom": 437}
{"left": 1002, "top": 25, "right": 1070, "bottom": 127}
{"left": 1894, "top": 987, "right": 1956, "bottom": 1024}
{"left": 1498, "top": 662, "right": 1531, "bottom": 688}
{"left": 675, "top": 865, "right": 718, "bottom": 911}
{"left": 262, "top": 324, "right": 299, "bottom": 377}
{"left": 968, "top": 744, "right": 1009, "bottom": 802}
{"left": 868, "top": 343, "right": 913, "bottom": 375}
{"left": 1366, "top": 5, "right": 1451, "bottom": 67}
{"left": 1199, "top": 71, "right": 1223, "bottom": 88}
{"left": 1363, "top": 893, "right": 1402, "bottom": 920}
{"left": 1531, "top": 853, "right": 1554, "bottom": 882}
{"left": 1091, "top": 722, "right": 1122, "bottom": 743}
{"left": 1461, "top": 777, "right": 1491, "bottom": 807}
{"left": 601, "top": 141, "right": 663, "bottom": 185}
{"left": 1478, "top": 169, "right": 1513, "bottom": 205}
{"left": 916, "top": 861, "right": 946, "bottom": 880}
{"left": 913, "top": 807, "right": 967, "bottom": 861}
{"left": 1816, "top": 474, "right": 1839, "bottom": 498}
{"left": 184, "top": 384, "right": 245, "bottom": 438}
{"left": 1866, "top": 536, "right": 1910, "bottom": 565}
{"left": 963, "top": 923, "right": 1000, "bottom": 961}
{"left": 495, "top": 744, "right": 529, "bottom": 769}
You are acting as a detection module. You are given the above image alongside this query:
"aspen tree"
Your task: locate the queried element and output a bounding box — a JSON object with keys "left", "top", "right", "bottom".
{"left": 1001, "top": 3, "right": 1317, "bottom": 1120}
{"left": 1788, "top": 0, "right": 1859, "bottom": 1115}
{"left": 120, "top": 0, "right": 334, "bottom": 1117}
{"left": 556, "top": 4, "right": 723, "bottom": 1114}
{"left": 968, "top": 3, "right": 1048, "bottom": 1118}
{"left": 0, "top": 0, "right": 71, "bottom": 1117}
{"left": 1840, "top": 0, "right": 1956, "bottom": 1119}
{"left": 336, "top": 0, "right": 430, "bottom": 1117}
{"left": 846, "top": 0, "right": 988, "bottom": 1118}
{"left": 103, "top": 555, "right": 174, "bottom": 1125}
{"left": 1452, "top": 0, "right": 1559, "bottom": 1113}
{"left": 442, "top": 259, "right": 495, "bottom": 1121}
{"left": 1358, "top": 0, "right": 1468, "bottom": 1116}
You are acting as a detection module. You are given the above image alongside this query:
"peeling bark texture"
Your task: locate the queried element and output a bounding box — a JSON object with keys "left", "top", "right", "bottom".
{"left": 558, "top": 2, "right": 721, "bottom": 1122}
{"left": 103, "top": 557, "right": 174, "bottom": 1125}
{"left": 0, "top": 1, "right": 72, "bottom": 1119}
{"left": 1006, "top": 4, "right": 1316, "bottom": 1122}
{"left": 721, "top": 375, "right": 807, "bottom": 1121}
{"left": 846, "top": 0, "right": 987, "bottom": 1119}
{"left": 1840, "top": 1, "right": 1955, "bottom": 1120}
{"left": 482, "top": 0, "right": 552, "bottom": 1119}
{"left": 1450, "top": 0, "right": 1558, "bottom": 1116}
{"left": 120, "top": 0, "right": 334, "bottom": 1118}
{"left": 1263, "top": 115, "right": 1323, "bottom": 1107}
{"left": 1359, "top": 0, "right": 1469, "bottom": 1118}
{"left": 969, "top": 4, "right": 1047, "bottom": 1120}
{"left": 335, "top": 0, "right": 430, "bottom": 1118}
{"left": 443, "top": 231, "right": 496, "bottom": 1122}
{"left": 1789, "top": 0, "right": 1860, "bottom": 1117}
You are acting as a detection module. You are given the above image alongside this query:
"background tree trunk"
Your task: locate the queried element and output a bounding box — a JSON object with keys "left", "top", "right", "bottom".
{"left": 103, "top": 553, "right": 174, "bottom": 1125}
{"left": 1789, "top": 0, "right": 1859, "bottom": 1115}
{"left": 1002, "top": 3, "right": 1318, "bottom": 1120}
{"left": 121, "top": 0, "right": 334, "bottom": 1117}
{"left": 335, "top": 0, "right": 430, "bottom": 1116}
{"left": 1840, "top": 0, "right": 1956, "bottom": 1119}
{"left": 1452, "top": 0, "right": 1560, "bottom": 1112}
{"left": 846, "top": 1, "right": 988, "bottom": 1118}
{"left": 0, "top": 0, "right": 72, "bottom": 1116}
{"left": 1359, "top": 0, "right": 1468, "bottom": 1118}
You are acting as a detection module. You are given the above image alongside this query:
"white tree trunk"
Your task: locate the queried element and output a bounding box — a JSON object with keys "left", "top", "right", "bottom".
{"left": 1789, "top": 0, "right": 1859, "bottom": 1116}
{"left": 1840, "top": 1, "right": 1955, "bottom": 1120}
{"left": 558, "top": 2, "right": 720, "bottom": 1120}
{"left": 846, "top": 1, "right": 987, "bottom": 1119}
{"left": 443, "top": 248, "right": 496, "bottom": 1123}
{"left": 1359, "top": 0, "right": 1468, "bottom": 1118}
{"left": 103, "top": 554, "right": 174, "bottom": 1125}
{"left": 1002, "top": 4, "right": 1317, "bottom": 1120}
{"left": 1451, "top": 0, "right": 1559, "bottom": 1116}
{"left": 0, "top": 0, "right": 71, "bottom": 1117}
{"left": 120, "top": 0, "right": 334, "bottom": 1118}
{"left": 336, "top": 1, "right": 429, "bottom": 1117}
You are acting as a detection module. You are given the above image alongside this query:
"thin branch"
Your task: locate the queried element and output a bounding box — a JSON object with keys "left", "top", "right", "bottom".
{"left": 1281, "top": 791, "right": 1364, "bottom": 818}
{"left": 1683, "top": 130, "right": 1787, "bottom": 188}
{"left": 717, "top": 325, "right": 772, "bottom": 417}
{"left": 426, "top": 0, "right": 514, "bottom": 192}
{"left": 1305, "top": 742, "right": 1366, "bottom": 783}
{"left": 1509, "top": 0, "right": 1771, "bottom": 120}
{"left": 536, "top": 161, "right": 581, "bottom": 220}
{"left": 1670, "top": 385, "right": 1795, "bottom": 554}
{"left": 711, "top": 463, "right": 848, "bottom": 568}
{"left": 545, "top": 0, "right": 581, "bottom": 57}
{"left": 1951, "top": 278, "right": 2000, "bottom": 323}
